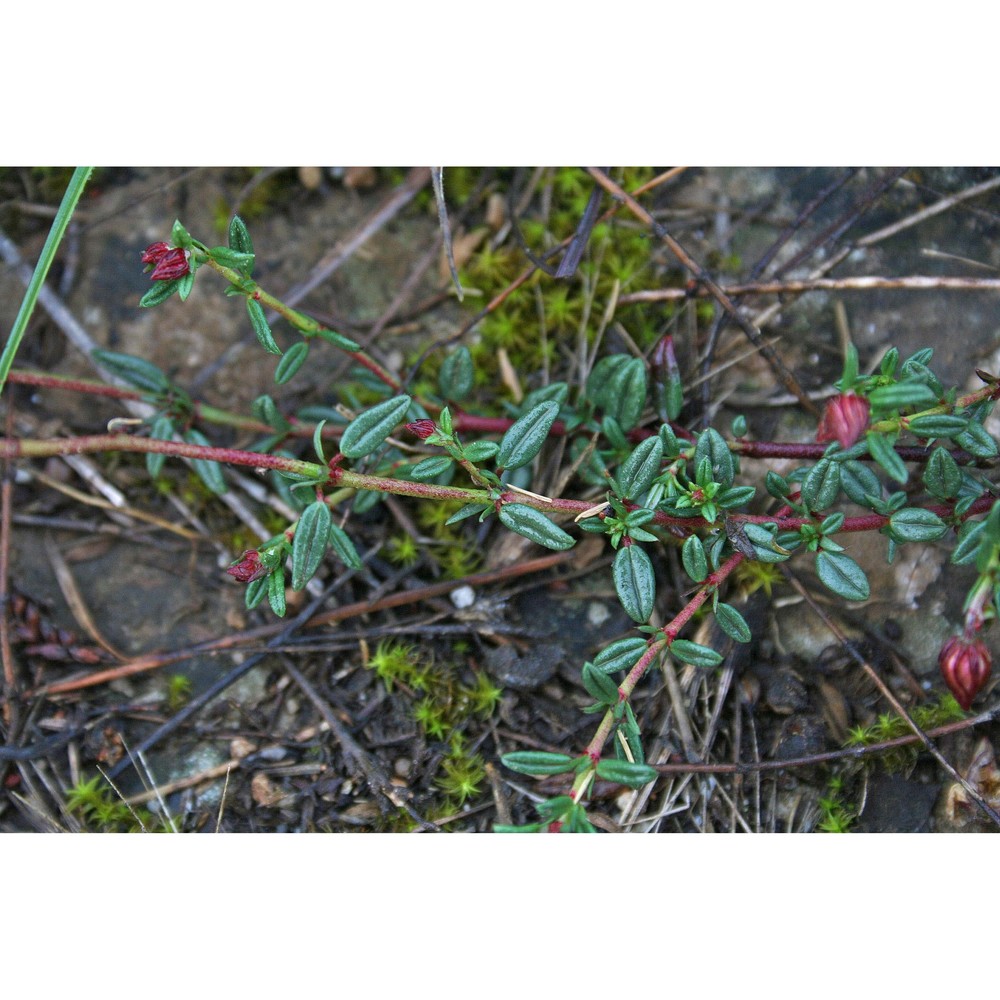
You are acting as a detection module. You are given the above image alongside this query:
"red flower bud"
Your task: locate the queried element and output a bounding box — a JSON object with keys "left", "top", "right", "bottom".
{"left": 938, "top": 634, "right": 992, "bottom": 710}
{"left": 405, "top": 419, "right": 436, "bottom": 440}
{"left": 141, "top": 242, "right": 171, "bottom": 265}
{"left": 816, "top": 393, "right": 870, "bottom": 450}
{"left": 148, "top": 247, "right": 191, "bottom": 281}
{"left": 226, "top": 550, "right": 268, "bottom": 583}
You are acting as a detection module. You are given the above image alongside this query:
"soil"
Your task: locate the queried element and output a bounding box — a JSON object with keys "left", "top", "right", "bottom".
{"left": 1, "top": 166, "right": 999, "bottom": 832}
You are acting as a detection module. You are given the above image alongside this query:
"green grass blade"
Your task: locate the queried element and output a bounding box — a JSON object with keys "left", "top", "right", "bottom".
{"left": 0, "top": 167, "right": 93, "bottom": 396}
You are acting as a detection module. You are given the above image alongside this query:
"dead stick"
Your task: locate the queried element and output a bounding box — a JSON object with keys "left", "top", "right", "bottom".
{"left": 621, "top": 275, "right": 1000, "bottom": 303}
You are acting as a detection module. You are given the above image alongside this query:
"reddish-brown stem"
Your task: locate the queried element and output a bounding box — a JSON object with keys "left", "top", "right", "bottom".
{"left": 583, "top": 550, "right": 746, "bottom": 763}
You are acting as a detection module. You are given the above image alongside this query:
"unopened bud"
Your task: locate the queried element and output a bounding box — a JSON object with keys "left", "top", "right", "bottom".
{"left": 226, "top": 550, "right": 268, "bottom": 584}
{"left": 148, "top": 247, "right": 191, "bottom": 281}
{"left": 938, "top": 634, "right": 992, "bottom": 710}
{"left": 405, "top": 419, "right": 436, "bottom": 440}
{"left": 141, "top": 242, "right": 171, "bottom": 265}
{"left": 816, "top": 393, "right": 870, "bottom": 450}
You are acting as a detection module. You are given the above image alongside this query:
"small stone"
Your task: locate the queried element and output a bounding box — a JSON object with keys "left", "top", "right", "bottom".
{"left": 451, "top": 586, "right": 475, "bottom": 609}
{"left": 587, "top": 602, "right": 611, "bottom": 627}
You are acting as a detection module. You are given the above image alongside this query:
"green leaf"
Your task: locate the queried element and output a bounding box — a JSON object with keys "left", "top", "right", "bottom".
{"left": 145, "top": 414, "right": 174, "bottom": 479}
{"left": 438, "top": 346, "right": 474, "bottom": 401}
{"left": 801, "top": 458, "right": 841, "bottom": 512}
{"left": 682, "top": 534, "right": 708, "bottom": 582}
{"left": 581, "top": 662, "right": 620, "bottom": 704}
{"left": 952, "top": 519, "right": 986, "bottom": 565}
{"left": 715, "top": 602, "right": 752, "bottom": 643}
{"left": 208, "top": 246, "right": 255, "bottom": 276}
{"left": 177, "top": 271, "right": 195, "bottom": 302}
{"left": 461, "top": 440, "right": 499, "bottom": 463}
{"left": 879, "top": 347, "right": 900, "bottom": 378}
{"left": 868, "top": 381, "right": 938, "bottom": 410}
{"left": 291, "top": 500, "right": 331, "bottom": 590}
{"left": 311, "top": 419, "right": 328, "bottom": 465}
{"left": 184, "top": 428, "right": 227, "bottom": 494}
{"left": 613, "top": 544, "right": 656, "bottom": 623}
{"left": 953, "top": 420, "right": 998, "bottom": 459}
{"left": 228, "top": 215, "right": 254, "bottom": 255}
{"left": 592, "top": 636, "right": 648, "bottom": 674}
{"left": 741, "top": 522, "right": 792, "bottom": 562}
{"left": 92, "top": 349, "right": 171, "bottom": 394}
{"left": 139, "top": 278, "right": 181, "bottom": 308}
{"left": 170, "top": 219, "right": 192, "bottom": 247}
{"left": 339, "top": 395, "right": 412, "bottom": 459}
{"left": 766, "top": 470, "right": 790, "bottom": 499}
{"left": 616, "top": 436, "right": 663, "bottom": 500}
{"left": 267, "top": 568, "right": 287, "bottom": 617}
{"left": 888, "top": 508, "right": 947, "bottom": 543}
{"left": 866, "top": 432, "right": 908, "bottom": 484}
{"left": 315, "top": 328, "right": 362, "bottom": 352}
{"left": 608, "top": 357, "right": 648, "bottom": 432}
{"left": 839, "top": 343, "right": 860, "bottom": 391}
{"left": 522, "top": 382, "right": 569, "bottom": 410}
{"left": 328, "top": 523, "right": 361, "bottom": 569}
{"left": 497, "top": 401, "right": 559, "bottom": 470}
{"left": 586, "top": 354, "right": 632, "bottom": 407}
{"left": 923, "top": 446, "right": 961, "bottom": 500}
{"left": 840, "top": 459, "right": 883, "bottom": 506}
{"left": 497, "top": 503, "right": 575, "bottom": 550}
{"left": 252, "top": 394, "right": 289, "bottom": 431}
{"left": 445, "top": 503, "right": 490, "bottom": 525}
{"left": 594, "top": 759, "right": 658, "bottom": 789}
{"left": 245, "top": 574, "right": 269, "bottom": 610}
{"left": 246, "top": 297, "right": 281, "bottom": 355}
{"left": 410, "top": 456, "right": 455, "bottom": 480}
{"left": 906, "top": 414, "right": 969, "bottom": 439}
{"left": 815, "top": 550, "right": 869, "bottom": 601}
{"left": 670, "top": 638, "right": 724, "bottom": 668}
{"left": 501, "top": 751, "right": 578, "bottom": 776}
{"left": 274, "top": 341, "right": 309, "bottom": 385}
{"left": 716, "top": 485, "right": 756, "bottom": 509}
{"left": 694, "top": 428, "right": 735, "bottom": 489}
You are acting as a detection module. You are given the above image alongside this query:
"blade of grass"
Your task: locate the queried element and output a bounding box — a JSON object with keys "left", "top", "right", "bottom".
{"left": 0, "top": 166, "right": 93, "bottom": 396}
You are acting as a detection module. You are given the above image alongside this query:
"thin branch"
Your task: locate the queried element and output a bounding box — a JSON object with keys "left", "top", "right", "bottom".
{"left": 620, "top": 275, "right": 1000, "bottom": 303}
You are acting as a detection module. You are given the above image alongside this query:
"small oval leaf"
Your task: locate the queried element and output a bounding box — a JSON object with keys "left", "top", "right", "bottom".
{"left": 617, "top": 436, "right": 663, "bottom": 500}
{"left": 340, "top": 395, "right": 412, "bottom": 459}
{"left": 888, "top": 507, "right": 947, "bottom": 543}
{"left": 613, "top": 544, "right": 656, "bottom": 623}
{"left": 328, "top": 523, "right": 361, "bottom": 569}
{"left": 715, "top": 603, "right": 752, "bottom": 643}
{"left": 274, "top": 341, "right": 309, "bottom": 385}
{"left": 291, "top": 501, "right": 331, "bottom": 590}
{"left": 93, "top": 349, "right": 171, "bottom": 394}
{"left": 866, "top": 432, "right": 908, "bottom": 484}
{"left": 497, "top": 503, "right": 575, "bottom": 550}
{"left": 501, "top": 751, "right": 578, "bottom": 776}
{"left": 410, "top": 456, "right": 455, "bottom": 481}
{"left": 670, "top": 638, "right": 724, "bottom": 668}
{"left": 694, "top": 427, "right": 735, "bottom": 489}
{"left": 682, "top": 535, "right": 708, "bottom": 582}
{"left": 247, "top": 297, "right": 281, "bottom": 355}
{"left": 439, "top": 346, "right": 474, "bottom": 401}
{"left": 228, "top": 215, "right": 254, "bottom": 255}
{"left": 801, "top": 458, "right": 841, "bottom": 512}
{"left": 497, "top": 401, "right": 559, "bottom": 470}
{"left": 816, "top": 550, "right": 870, "bottom": 601}
{"left": 593, "top": 636, "right": 649, "bottom": 674}
{"left": 594, "top": 759, "right": 658, "bottom": 789}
